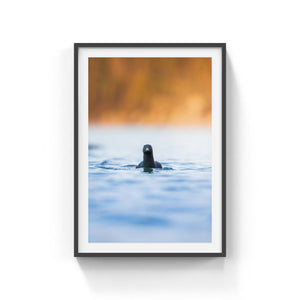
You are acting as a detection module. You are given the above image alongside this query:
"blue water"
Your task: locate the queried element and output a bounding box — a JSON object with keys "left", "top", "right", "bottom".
{"left": 89, "top": 126, "right": 212, "bottom": 242}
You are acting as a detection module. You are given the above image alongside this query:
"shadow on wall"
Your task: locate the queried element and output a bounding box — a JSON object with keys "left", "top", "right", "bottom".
{"left": 76, "top": 257, "right": 226, "bottom": 294}
{"left": 74, "top": 54, "right": 241, "bottom": 295}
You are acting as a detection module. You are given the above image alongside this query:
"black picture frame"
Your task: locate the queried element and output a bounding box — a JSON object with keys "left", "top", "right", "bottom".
{"left": 74, "top": 43, "right": 226, "bottom": 257}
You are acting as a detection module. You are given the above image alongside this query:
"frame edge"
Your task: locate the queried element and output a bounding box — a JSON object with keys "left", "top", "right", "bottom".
{"left": 221, "top": 43, "right": 227, "bottom": 257}
{"left": 74, "top": 43, "right": 227, "bottom": 257}
{"left": 74, "top": 43, "right": 79, "bottom": 257}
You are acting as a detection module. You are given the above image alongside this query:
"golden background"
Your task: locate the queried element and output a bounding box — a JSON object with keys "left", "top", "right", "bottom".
{"left": 89, "top": 57, "right": 211, "bottom": 125}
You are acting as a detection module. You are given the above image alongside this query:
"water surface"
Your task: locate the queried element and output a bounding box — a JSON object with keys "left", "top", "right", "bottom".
{"left": 89, "top": 126, "right": 212, "bottom": 242}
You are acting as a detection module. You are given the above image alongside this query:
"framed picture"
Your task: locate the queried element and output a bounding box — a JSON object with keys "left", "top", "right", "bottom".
{"left": 74, "top": 43, "right": 226, "bottom": 257}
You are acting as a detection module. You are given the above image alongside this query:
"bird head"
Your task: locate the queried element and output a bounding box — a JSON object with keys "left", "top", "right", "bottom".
{"left": 143, "top": 144, "right": 153, "bottom": 155}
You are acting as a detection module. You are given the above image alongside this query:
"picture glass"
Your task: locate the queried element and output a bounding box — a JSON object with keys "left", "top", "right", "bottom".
{"left": 77, "top": 46, "right": 223, "bottom": 255}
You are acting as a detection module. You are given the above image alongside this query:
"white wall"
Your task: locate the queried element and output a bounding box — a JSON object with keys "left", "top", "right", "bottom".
{"left": 1, "top": 1, "right": 300, "bottom": 299}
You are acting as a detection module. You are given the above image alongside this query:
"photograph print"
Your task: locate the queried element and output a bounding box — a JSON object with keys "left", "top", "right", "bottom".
{"left": 75, "top": 44, "right": 226, "bottom": 256}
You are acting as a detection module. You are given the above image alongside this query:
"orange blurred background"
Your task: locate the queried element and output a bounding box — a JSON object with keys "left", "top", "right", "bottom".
{"left": 89, "top": 57, "right": 211, "bottom": 125}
